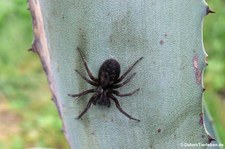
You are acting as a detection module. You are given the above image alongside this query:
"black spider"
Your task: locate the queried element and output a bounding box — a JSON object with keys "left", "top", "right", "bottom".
{"left": 68, "top": 48, "right": 143, "bottom": 121}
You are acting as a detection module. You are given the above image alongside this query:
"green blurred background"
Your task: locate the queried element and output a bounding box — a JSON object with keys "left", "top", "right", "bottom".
{"left": 0, "top": 0, "right": 224, "bottom": 148}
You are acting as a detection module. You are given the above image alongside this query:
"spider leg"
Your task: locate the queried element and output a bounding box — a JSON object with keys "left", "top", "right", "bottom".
{"left": 116, "top": 57, "right": 143, "bottom": 83}
{"left": 68, "top": 89, "right": 96, "bottom": 98}
{"left": 75, "top": 69, "right": 98, "bottom": 86}
{"left": 77, "top": 47, "right": 98, "bottom": 82}
{"left": 112, "top": 88, "right": 140, "bottom": 97}
{"left": 109, "top": 95, "right": 140, "bottom": 122}
{"left": 113, "top": 73, "right": 136, "bottom": 89}
{"left": 76, "top": 93, "right": 98, "bottom": 119}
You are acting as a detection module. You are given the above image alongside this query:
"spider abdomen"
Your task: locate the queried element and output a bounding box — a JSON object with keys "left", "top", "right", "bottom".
{"left": 98, "top": 59, "right": 121, "bottom": 88}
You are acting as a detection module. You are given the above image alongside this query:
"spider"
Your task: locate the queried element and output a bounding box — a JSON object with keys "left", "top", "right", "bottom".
{"left": 68, "top": 48, "right": 143, "bottom": 121}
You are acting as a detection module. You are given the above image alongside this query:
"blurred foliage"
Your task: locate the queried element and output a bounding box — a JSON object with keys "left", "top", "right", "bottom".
{"left": 0, "top": 0, "right": 224, "bottom": 148}
{"left": 0, "top": 0, "right": 69, "bottom": 149}
{"left": 204, "top": 0, "right": 225, "bottom": 146}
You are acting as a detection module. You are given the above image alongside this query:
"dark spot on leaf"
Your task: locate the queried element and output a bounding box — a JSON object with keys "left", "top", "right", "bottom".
{"left": 199, "top": 113, "right": 203, "bottom": 126}
{"left": 157, "top": 128, "right": 161, "bottom": 133}
{"left": 192, "top": 54, "right": 202, "bottom": 85}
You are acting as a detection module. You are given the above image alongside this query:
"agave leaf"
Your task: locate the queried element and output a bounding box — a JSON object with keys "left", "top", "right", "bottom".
{"left": 28, "top": 0, "right": 214, "bottom": 148}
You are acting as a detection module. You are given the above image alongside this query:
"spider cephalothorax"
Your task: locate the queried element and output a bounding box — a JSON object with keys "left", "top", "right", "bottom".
{"left": 68, "top": 48, "right": 143, "bottom": 121}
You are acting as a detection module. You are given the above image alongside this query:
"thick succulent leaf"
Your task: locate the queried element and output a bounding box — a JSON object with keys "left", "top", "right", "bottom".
{"left": 28, "top": 0, "right": 214, "bottom": 148}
